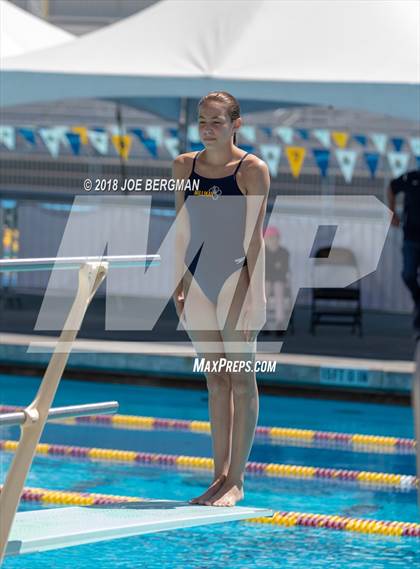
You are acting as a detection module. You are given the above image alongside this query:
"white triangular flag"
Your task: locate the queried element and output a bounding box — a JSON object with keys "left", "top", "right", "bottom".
{"left": 371, "top": 133, "right": 387, "bottom": 154}
{"left": 164, "top": 137, "right": 179, "bottom": 159}
{"left": 108, "top": 124, "right": 126, "bottom": 137}
{"left": 239, "top": 125, "right": 256, "bottom": 143}
{"left": 0, "top": 126, "right": 16, "bottom": 150}
{"left": 88, "top": 129, "right": 109, "bottom": 155}
{"left": 187, "top": 124, "right": 200, "bottom": 143}
{"left": 313, "top": 129, "right": 330, "bottom": 148}
{"left": 55, "top": 126, "right": 71, "bottom": 148}
{"left": 259, "top": 144, "right": 282, "bottom": 177}
{"left": 335, "top": 149, "right": 357, "bottom": 183}
{"left": 39, "top": 127, "right": 65, "bottom": 158}
{"left": 387, "top": 152, "right": 410, "bottom": 178}
{"left": 275, "top": 126, "right": 293, "bottom": 145}
{"left": 146, "top": 125, "right": 164, "bottom": 147}
{"left": 409, "top": 137, "right": 420, "bottom": 156}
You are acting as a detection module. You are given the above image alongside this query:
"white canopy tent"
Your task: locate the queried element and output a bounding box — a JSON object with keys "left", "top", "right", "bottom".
{"left": 0, "top": 0, "right": 419, "bottom": 120}
{"left": 0, "top": 0, "right": 74, "bottom": 59}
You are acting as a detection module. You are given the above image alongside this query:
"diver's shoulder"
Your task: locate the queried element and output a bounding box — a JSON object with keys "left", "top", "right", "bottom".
{"left": 242, "top": 153, "right": 269, "bottom": 177}
{"left": 173, "top": 151, "right": 196, "bottom": 166}
{"left": 172, "top": 152, "right": 196, "bottom": 175}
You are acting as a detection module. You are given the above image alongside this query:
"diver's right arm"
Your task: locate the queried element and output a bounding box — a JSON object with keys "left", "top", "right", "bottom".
{"left": 172, "top": 155, "right": 191, "bottom": 319}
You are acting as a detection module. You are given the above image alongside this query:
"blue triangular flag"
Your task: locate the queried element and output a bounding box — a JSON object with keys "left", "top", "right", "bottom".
{"left": 391, "top": 137, "right": 404, "bottom": 152}
{"left": 238, "top": 144, "right": 255, "bottom": 154}
{"left": 18, "top": 127, "right": 36, "bottom": 145}
{"left": 363, "top": 152, "right": 380, "bottom": 178}
{"left": 189, "top": 141, "right": 204, "bottom": 152}
{"left": 312, "top": 149, "right": 330, "bottom": 177}
{"left": 297, "top": 128, "right": 309, "bottom": 140}
{"left": 353, "top": 134, "right": 367, "bottom": 146}
{"left": 65, "top": 132, "right": 81, "bottom": 155}
{"left": 260, "top": 126, "right": 272, "bottom": 138}
{"left": 131, "top": 128, "right": 158, "bottom": 158}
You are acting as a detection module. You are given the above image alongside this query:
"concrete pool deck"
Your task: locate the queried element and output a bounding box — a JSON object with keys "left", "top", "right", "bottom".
{"left": 0, "top": 332, "right": 414, "bottom": 395}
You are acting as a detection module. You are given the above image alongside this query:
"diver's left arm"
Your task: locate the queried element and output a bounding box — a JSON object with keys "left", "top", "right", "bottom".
{"left": 243, "top": 159, "right": 270, "bottom": 337}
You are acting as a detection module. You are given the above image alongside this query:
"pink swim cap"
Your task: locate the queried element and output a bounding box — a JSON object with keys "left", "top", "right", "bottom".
{"left": 264, "top": 226, "right": 280, "bottom": 238}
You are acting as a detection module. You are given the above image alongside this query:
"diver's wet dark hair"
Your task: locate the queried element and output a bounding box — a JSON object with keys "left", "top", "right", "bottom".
{"left": 198, "top": 91, "right": 240, "bottom": 144}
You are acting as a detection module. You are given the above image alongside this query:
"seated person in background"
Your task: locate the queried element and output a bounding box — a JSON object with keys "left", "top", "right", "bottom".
{"left": 264, "top": 226, "right": 290, "bottom": 330}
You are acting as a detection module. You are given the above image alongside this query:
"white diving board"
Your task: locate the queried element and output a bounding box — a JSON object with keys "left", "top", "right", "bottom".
{"left": 6, "top": 502, "right": 273, "bottom": 556}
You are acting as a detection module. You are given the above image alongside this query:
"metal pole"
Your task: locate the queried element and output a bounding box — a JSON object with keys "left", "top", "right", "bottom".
{"left": 42, "top": 0, "right": 49, "bottom": 19}
{"left": 115, "top": 103, "right": 127, "bottom": 185}
{"left": 178, "top": 97, "right": 189, "bottom": 155}
{"left": 0, "top": 261, "right": 108, "bottom": 563}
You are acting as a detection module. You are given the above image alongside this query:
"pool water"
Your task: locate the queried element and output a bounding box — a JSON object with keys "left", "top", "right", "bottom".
{"left": 0, "top": 373, "right": 414, "bottom": 436}
{"left": 1, "top": 373, "right": 418, "bottom": 568}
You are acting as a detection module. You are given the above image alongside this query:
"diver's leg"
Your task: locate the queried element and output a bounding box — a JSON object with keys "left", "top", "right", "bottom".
{"left": 182, "top": 271, "right": 233, "bottom": 504}
{"left": 206, "top": 266, "right": 258, "bottom": 506}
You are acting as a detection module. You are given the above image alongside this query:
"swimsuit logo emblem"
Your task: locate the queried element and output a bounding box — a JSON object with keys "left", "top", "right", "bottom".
{"left": 210, "top": 185, "right": 222, "bottom": 200}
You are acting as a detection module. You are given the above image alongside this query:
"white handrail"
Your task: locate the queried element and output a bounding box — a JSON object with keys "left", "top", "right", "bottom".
{"left": 0, "top": 254, "right": 159, "bottom": 272}
{"left": 0, "top": 401, "right": 119, "bottom": 427}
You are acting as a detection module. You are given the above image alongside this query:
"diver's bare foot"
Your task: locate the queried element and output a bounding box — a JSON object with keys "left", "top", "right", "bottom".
{"left": 204, "top": 478, "right": 244, "bottom": 507}
{"left": 189, "top": 474, "right": 227, "bottom": 505}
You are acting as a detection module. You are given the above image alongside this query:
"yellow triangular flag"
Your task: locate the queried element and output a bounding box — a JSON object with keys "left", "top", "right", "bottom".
{"left": 331, "top": 131, "right": 349, "bottom": 148}
{"left": 112, "top": 134, "right": 132, "bottom": 160}
{"left": 72, "top": 126, "right": 89, "bottom": 145}
{"left": 3, "top": 227, "right": 12, "bottom": 249}
{"left": 285, "top": 146, "right": 306, "bottom": 178}
{"left": 12, "top": 228, "right": 20, "bottom": 253}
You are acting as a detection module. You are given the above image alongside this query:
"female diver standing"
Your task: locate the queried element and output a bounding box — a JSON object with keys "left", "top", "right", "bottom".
{"left": 173, "top": 92, "right": 270, "bottom": 507}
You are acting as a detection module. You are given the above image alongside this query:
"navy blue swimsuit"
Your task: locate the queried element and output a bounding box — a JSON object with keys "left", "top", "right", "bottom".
{"left": 184, "top": 151, "right": 249, "bottom": 305}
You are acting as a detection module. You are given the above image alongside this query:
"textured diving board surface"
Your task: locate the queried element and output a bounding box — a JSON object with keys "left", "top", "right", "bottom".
{"left": 6, "top": 501, "right": 273, "bottom": 556}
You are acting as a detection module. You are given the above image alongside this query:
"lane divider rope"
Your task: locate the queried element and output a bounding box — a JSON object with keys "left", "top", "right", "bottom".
{"left": 1, "top": 484, "right": 418, "bottom": 538}
{"left": 0, "top": 439, "right": 416, "bottom": 490}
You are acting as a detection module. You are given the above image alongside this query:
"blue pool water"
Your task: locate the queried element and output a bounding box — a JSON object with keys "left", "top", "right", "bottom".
{"left": 0, "top": 373, "right": 414, "bottom": 436}
{"left": 1, "top": 373, "right": 418, "bottom": 568}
